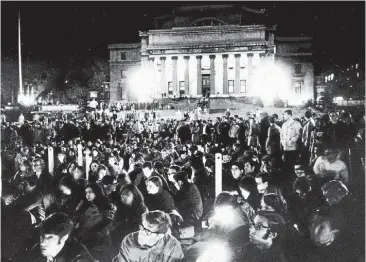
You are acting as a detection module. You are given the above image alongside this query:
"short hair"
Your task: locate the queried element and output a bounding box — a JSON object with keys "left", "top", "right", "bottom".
{"left": 293, "top": 177, "right": 312, "bottom": 193}
{"left": 272, "top": 114, "right": 279, "bottom": 119}
{"left": 305, "top": 110, "right": 312, "bottom": 119}
{"left": 243, "top": 158, "right": 257, "bottom": 169}
{"left": 256, "top": 210, "right": 286, "bottom": 237}
{"left": 231, "top": 161, "right": 244, "bottom": 171}
{"left": 214, "top": 192, "right": 238, "bottom": 209}
{"left": 310, "top": 207, "right": 345, "bottom": 233}
{"left": 142, "top": 161, "right": 153, "bottom": 170}
{"left": 239, "top": 176, "right": 258, "bottom": 194}
{"left": 256, "top": 172, "right": 269, "bottom": 183}
{"left": 40, "top": 213, "right": 74, "bottom": 239}
{"left": 269, "top": 116, "right": 276, "bottom": 124}
{"left": 142, "top": 211, "right": 172, "bottom": 234}
{"left": 204, "top": 158, "right": 215, "bottom": 168}
{"left": 146, "top": 176, "right": 163, "bottom": 188}
{"left": 262, "top": 193, "right": 286, "bottom": 214}
{"left": 284, "top": 109, "right": 292, "bottom": 116}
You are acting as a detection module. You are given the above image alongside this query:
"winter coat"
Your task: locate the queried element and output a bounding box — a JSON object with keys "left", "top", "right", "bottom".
{"left": 281, "top": 119, "right": 302, "bottom": 151}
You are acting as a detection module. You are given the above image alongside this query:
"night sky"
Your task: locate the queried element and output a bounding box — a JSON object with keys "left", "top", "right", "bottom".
{"left": 2, "top": 1, "right": 365, "bottom": 73}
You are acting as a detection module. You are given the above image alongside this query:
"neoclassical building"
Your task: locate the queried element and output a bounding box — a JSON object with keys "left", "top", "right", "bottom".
{"left": 109, "top": 4, "right": 314, "bottom": 105}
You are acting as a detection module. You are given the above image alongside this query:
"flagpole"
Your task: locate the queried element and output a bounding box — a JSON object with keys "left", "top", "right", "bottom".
{"left": 18, "top": 10, "right": 23, "bottom": 103}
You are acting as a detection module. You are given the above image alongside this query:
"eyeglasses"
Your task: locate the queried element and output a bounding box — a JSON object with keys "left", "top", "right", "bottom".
{"left": 139, "top": 224, "right": 159, "bottom": 236}
{"left": 253, "top": 222, "right": 270, "bottom": 231}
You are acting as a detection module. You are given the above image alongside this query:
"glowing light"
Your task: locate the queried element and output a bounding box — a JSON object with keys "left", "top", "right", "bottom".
{"left": 196, "top": 241, "right": 231, "bottom": 262}
{"left": 128, "top": 66, "right": 154, "bottom": 102}
{"left": 212, "top": 206, "right": 235, "bottom": 225}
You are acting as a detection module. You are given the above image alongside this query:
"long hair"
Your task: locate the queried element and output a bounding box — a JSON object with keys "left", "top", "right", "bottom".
{"left": 84, "top": 183, "right": 110, "bottom": 212}
{"left": 119, "top": 184, "right": 147, "bottom": 215}
{"left": 173, "top": 171, "right": 191, "bottom": 189}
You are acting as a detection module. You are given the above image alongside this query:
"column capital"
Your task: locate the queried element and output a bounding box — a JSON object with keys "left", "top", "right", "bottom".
{"left": 209, "top": 55, "right": 216, "bottom": 59}
{"left": 183, "top": 56, "right": 190, "bottom": 60}
{"left": 247, "top": 53, "right": 254, "bottom": 58}
{"left": 259, "top": 53, "right": 266, "bottom": 58}
{"left": 196, "top": 55, "right": 202, "bottom": 60}
{"left": 148, "top": 57, "right": 155, "bottom": 61}
{"left": 172, "top": 56, "right": 178, "bottom": 60}
{"left": 234, "top": 54, "right": 241, "bottom": 58}
{"left": 160, "top": 56, "right": 166, "bottom": 61}
{"left": 222, "top": 54, "right": 229, "bottom": 59}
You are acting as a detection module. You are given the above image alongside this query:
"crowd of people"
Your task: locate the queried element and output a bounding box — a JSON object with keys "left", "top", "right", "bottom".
{"left": 1, "top": 105, "right": 365, "bottom": 262}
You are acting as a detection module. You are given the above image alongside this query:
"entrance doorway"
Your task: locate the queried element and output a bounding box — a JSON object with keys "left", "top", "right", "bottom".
{"left": 202, "top": 74, "right": 210, "bottom": 97}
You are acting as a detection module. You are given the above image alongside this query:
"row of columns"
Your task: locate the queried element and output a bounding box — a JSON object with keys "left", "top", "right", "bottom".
{"left": 149, "top": 53, "right": 266, "bottom": 97}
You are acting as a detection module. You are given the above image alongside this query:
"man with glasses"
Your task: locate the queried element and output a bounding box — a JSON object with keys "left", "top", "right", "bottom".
{"left": 113, "top": 210, "right": 184, "bottom": 262}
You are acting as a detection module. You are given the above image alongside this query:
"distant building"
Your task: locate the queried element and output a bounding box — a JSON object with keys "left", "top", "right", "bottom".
{"left": 109, "top": 4, "right": 315, "bottom": 105}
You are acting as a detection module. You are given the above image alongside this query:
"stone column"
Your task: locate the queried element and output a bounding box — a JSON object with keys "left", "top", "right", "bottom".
{"left": 184, "top": 56, "right": 190, "bottom": 95}
{"left": 172, "top": 56, "right": 178, "bottom": 97}
{"left": 209, "top": 55, "right": 216, "bottom": 96}
{"left": 149, "top": 57, "right": 155, "bottom": 97}
{"left": 160, "top": 57, "right": 166, "bottom": 96}
{"left": 235, "top": 54, "right": 241, "bottom": 94}
{"left": 259, "top": 53, "right": 266, "bottom": 64}
{"left": 222, "top": 54, "right": 228, "bottom": 95}
{"left": 247, "top": 53, "right": 254, "bottom": 93}
{"left": 196, "top": 55, "right": 202, "bottom": 96}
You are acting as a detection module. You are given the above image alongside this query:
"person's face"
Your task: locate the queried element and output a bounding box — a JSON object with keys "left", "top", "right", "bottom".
{"left": 143, "top": 167, "right": 152, "bottom": 178}
{"left": 146, "top": 181, "right": 159, "bottom": 195}
{"left": 329, "top": 113, "right": 338, "bottom": 123}
{"left": 138, "top": 220, "right": 163, "bottom": 247}
{"left": 310, "top": 220, "right": 338, "bottom": 246}
{"left": 68, "top": 140, "right": 73, "bottom": 147}
{"left": 87, "top": 141, "right": 92, "bottom": 147}
{"left": 325, "top": 150, "right": 337, "bottom": 163}
{"left": 168, "top": 169, "right": 177, "bottom": 182}
{"left": 92, "top": 150, "right": 98, "bottom": 157}
{"left": 240, "top": 187, "right": 250, "bottom": 200}
{"left": 20, "top": 163, "right": 27, "bottom": 172}
{"left": 85, "top": 187, "right": 96, "bottom": 202}
{"left": 32, "top": 161, "right": 43, "bottom": 173}
{"left": 295, "top": 169, "right": 306, "bottom": 177}
{"left": 244, "top": 162, "right": 255, "bottom": 174}
{"left": 255, "top": 177, "right": 268, "bottom": 194}
{"left": 91, "top": 163, "right": 98, "bottom": 172}
{"left": 283, "top": 113, "right": 290, "bottom": 121}
{"left": 59, "top": 185, "right": 72, "bottom": 196}
{"left": 108, "top": 157, "right": 116, "bottom": 166}
{"left": 21, "top": 148, "right": 29, "bottom": 156}
{"left": 120, "top": 190, "right": 134, "bottom": 206}
{"left": 40, "top": 233, "right": 67, "bottom": 258}
{"left": 231, "top": 165, "right": 243, "bottom": 180}
{"left": 249, "top": 215, "right": 273, "bottom": 246}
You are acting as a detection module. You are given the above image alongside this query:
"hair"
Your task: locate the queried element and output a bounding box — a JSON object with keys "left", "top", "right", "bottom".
{"left": 262, "top": 193, "right": 286, "bottom": 214}
{"left": 272, "top": 114, "right": 279, "bottom": 120}
{"left": 309, "top": 207, "right": 345, "bottom": 234}
{"left": 231, "top": 161, "right": 244, "bottom": 171}
{"left": 214, "top": 192, "right": 238, "bottom": 209}
{"left": 269, "top": 116, "right": 276, "bottom": 124}
{"left": 204, "top": 158, "right": 215, "bottom": 168}
{"left": 293, "top": 177, "right": 312, "bottom": 194}
{"left": 40, "top": 213, "right": 74, "bottom": 239}
{"left": 142, "top": 210, "right": 172, "bottom": 234}
{"left": 21, "top": 160, "right": 32, "bottom": 171}
{"left": 256, "top": 172, "right": 270, "bottom": 183}
{"left": 84, "top": 183, "right": 110, "bottom": 211}
{"left": 173, "top": 171, "right": 190, "bottom": 189}
{"left": 119, "top": 184, "right": 147, "bottom": 213}
{"left": 33, "top": 158, "right": 45, "bottom": 170}
{"left": 142, "top": 161, "right": 153, "bottom": 170}
{"left": 256, "top": 210, "right": 286, "bottom": 242}
{"left": 305, "top": 110, "right": 312, "bottom": 119}
{"left": 239, "top": 176, "right": 258, "bottom": 194}
{"left": 97, "top": 164, "right": 110, "bottom": 176}
{"left": 146, "top": 176, "right": 163, "bottom": 189}
{"left": 284, "top": 109, "right": 293, "bottom": 116}
{"left": 168, "top": 165, "right": 180, "bottom": 173}
{"left": 59, "top": 176, "right": 81, "bottom": 194}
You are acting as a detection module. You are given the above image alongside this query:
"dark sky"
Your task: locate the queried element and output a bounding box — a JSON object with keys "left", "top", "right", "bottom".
{"left": 2, "top": 1, "right": 365, "bottom": 72}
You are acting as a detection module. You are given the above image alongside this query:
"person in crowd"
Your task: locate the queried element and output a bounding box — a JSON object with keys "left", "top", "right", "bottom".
{"left": 57, "top": 175, "right": 85, "bottom": 217}
{"left": 23, "top": 212, "right": 96, "bottom": 262}
{"left": 266, "top": 116, "right": 282, "bottom": 160}
{"left": 327, "top": 111, "right": 348, "bottom": 149}
{"left": 112, "top": 210, "right": 184, "bottom": 262}
{"left": 313, "top": 148, "right": 349, "bottom": 185}
{"left": 243, "top": 158, "right": 258, "bottom": 177}
{"left": 238, "top": 176, "right": 261, "bottom": 216}
{"left": 145, "top": 176, "right": 176, "bottom": 213}
{"left": 172, "top": 171, "right": 203, "bottom": 227}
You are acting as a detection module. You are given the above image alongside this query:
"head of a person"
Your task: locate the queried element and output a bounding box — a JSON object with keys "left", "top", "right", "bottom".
{"left": 305, "top": 110, "right": 312, "bottom": 120}
{"left": 173, "top": 171, "right": 190, "bottom": 191}
{"left": 57, "top": 153, "right": 66, "bottom": 164}
{"left": 138, "top": 211, "right": 172, "bottom": 247}
{"left": 293, "top": 177, "right": 312, "bottom": 199}
{"left": 21, "top": 146, "right": 29, "bottom": 156}
{"left": 324, "top": 148, "right": 338, "bottom": 164}
{"left": 117, "top": 173, "right": 131, "bottom": 187}
{"left": 32, "top": 158, "right": 45, "bottom": 173}
{"left": 214, "top": 192, "right": 238, "bottom": 211}
{"left": 309, "top": 208, "right": 344, "bottom": 247}
{"left": 142, "top": 161, "right": 153, "bottom": 178}
{"left": 260, "top": 193, "right": 285, "bottom": 214}
{"left": 255, "top": 172, "right": 269, "bottom": 194}
{"left": 249, "top": 211, "right": 286, "bottom": 249}
{"left": 329, "top": 111, "right": 339, "bottom": 124}
{"left": 146, "top": 176, "right": 162, "bottom": 195}
{"left": 58, "top": 176, "right": 78, "bottom": 196}
{"left": 168, "top": 165, "right": 180, "bottom": 182}
{"left": 72, "top": 166, "right": 84, "bottom": 180}
{"left": 90, "top": 161, "right": 99, "bottom": 173}
{"left": 96, "top": 165, "right": 109, "bottom": 181}
{"left": 231, "top": 162, "right": 244, "bottom": 180}
{"left": 244, "top": 159, "right": 257, "bottom": 175}
{"left": 321, "top": 180, "right": 349, "bottom": 205}
{"left": 294, "top": 165, "right": 306, "bottom": 177}
{"left": 100, "top": 175, "right": 117, "bottom": 196}
{"left": 120, "top": 183, "right": 145, "bottom": 207}
{"left": 39, "top": 213, "right": 74, "bottom": 258}
{"left": 20, "top": 160, "right": 32, "bottom": 172}
{"left": 239, "top": 176, "right": 259, "bottom": 200}
{"left": 283, "top": 109, "right": 293, "bottom": 121}
{"left": 85, "top": 183, "right": 104, "bottom": 202}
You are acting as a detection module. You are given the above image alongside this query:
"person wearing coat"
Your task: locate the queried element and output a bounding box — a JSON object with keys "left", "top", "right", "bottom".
{"left": 266, "top": 116, "right": 282, "bottom": 160}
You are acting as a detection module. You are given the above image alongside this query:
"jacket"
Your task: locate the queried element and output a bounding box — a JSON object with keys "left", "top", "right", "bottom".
{"left": 281, "top": 118, "right": 302, "bottom": 151}
{"left": 266, "top": 124, "right": 282, "bottom": 155}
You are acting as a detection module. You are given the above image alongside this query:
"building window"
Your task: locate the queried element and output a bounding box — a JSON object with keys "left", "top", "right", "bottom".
{"left": 325, "top": 76, "right": 327, "bottom": 83}
{"left": 240, "top": 80, "right": 247, "bottom": 93}
{"left": 179, "top": 81, "right": 185, "bottom": 96}
{"left": 357, "top": 72, "right": 360, "bottom": 78}
{"left": 120, "top": 52, "right": 126, "bottom": 60}
{"left": 294, "top": 82, "right": 302, "bottom": 95}
{"left": 356, "top": 63, "right": 359, "bottom": 69}
{"left": 168, "top": 82, "right": 173, "bottom": 95}
{"left": 228, "top": 80, "right": 234, "bottom": 93}
{"left": 121, "top": 70, "right": 127, "bottom": 79}
{"left": 330, "top": 73, "right": 334, "bottom": 80}
{"left": 295, "top": 64, "right": 302, "bottom": 74}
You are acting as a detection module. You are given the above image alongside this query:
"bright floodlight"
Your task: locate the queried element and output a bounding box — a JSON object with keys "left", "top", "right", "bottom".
{"left": 212, "top": 206, "right": 235, "bottom": 225}
{"left": 196, "top": 241, "right": 231, "bottom": 262}
{"left": 128, "top": 66, "right": 154, "bottom": 102}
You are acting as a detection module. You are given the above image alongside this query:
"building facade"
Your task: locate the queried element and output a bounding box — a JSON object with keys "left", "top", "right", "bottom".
{"left": 109, "top": 5, "right": 314, "bottom": 105}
